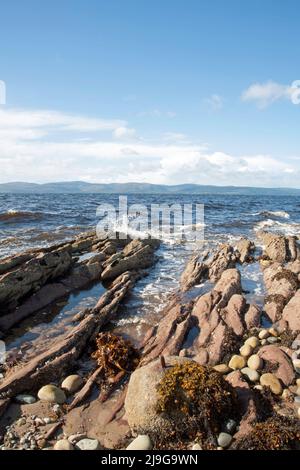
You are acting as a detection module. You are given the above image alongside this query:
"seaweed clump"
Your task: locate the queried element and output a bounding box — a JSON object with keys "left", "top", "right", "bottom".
{"left": 234, "top": 415, "right": 300, "bottom": 450}
{"left": 155, "top": 362, "right": 237, "bottom": 438}
{"left": 91, "top": 332, "right": 139, "bottom": 378}
{"left": 272, "top": 269, "right": 299, "bottom": 291}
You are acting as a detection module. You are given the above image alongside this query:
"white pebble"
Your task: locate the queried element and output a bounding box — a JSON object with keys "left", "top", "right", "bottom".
{"left": 126, "top": 435, "right": 152, "bottom": 450}
{"left": 217, "top": 432, "right": 232, "bottom": 448}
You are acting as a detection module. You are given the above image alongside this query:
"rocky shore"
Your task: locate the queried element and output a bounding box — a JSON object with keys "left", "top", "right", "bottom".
{"left": 0, "top": 230, "right": 300, "bottom": 450}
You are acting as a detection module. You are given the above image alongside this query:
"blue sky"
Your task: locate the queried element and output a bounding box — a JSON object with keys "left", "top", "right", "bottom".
{"left": 0, "top": 0, "right": 300, "bottom": 186}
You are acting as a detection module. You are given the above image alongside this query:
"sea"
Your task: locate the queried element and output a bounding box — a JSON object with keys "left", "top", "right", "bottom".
{"left": 1, "top": 192, "right": 300, "bottom": 361}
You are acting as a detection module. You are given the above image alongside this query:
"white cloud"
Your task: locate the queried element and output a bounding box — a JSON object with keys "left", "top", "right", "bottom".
{"left": 0, "top": 106, "right": 299, "bottom": 187}
{"left": 113, "top": 126, "right": 136, "bottom": 139}
{"left": 204, "top": 94, "right": 224, "bottom": 111}
{"left": 242, "top": 80, "right": 299, "bottom": 108}
{"left": 0, "top": 108, "right": 125, "bottom": 133}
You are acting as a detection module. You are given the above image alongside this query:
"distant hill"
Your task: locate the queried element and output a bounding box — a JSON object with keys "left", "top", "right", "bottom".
{"left": 0, "top": 181, "right": 300, "bottom": 195}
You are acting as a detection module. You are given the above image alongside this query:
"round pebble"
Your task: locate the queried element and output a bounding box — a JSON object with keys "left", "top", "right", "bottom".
{"left": 245, "top": 336, "right": 260, "bottom": 348}
{"left": 126, "top": 435, "right": 152, "bottom": 450}
{"left": 38, "top": 385, "right": 66, "bottom": 404}
{"left": 61, "top": 375, "right": 83, "bottom": 394}
{"left": 259, "top": 329, "right": 269, "bottom": 340}
{"left": 296, "top": 378, "right": 300, "bottom": 388}
{"left": 267, "top": 337, "right": 279, "bottom": 344}
{"left": 213, "top": 364, "right": 231, "bottom": 374}
{"left": 241, "top": 367, "right": 260, "bottom": 382}
{"left": 54, "top": 439, "right": 74, "bottom": 450}
{"left": 247, "top": 354, "right": 263, "bottom": 371}
{"left": 217, "top": 432, "right": 232, "bottom": 448}
{"left": 260, "top": 373, "right": 282, "bottom": 395}
{"left": 268, "top": 327, "right": 279, "bottom": 337}
{"left": 261, "top": 339, "right": 267, "bottom": 345}
{"left": 239, "top": 344, "right": 253, "bottom": 357}
{"left": 229, "top": 355, "right": 246, "bottom": 370}
{"left": 298, "top": 408, "right": 300, "bottom": 418}
{"left": 75, "top": 438, "right": 101, "bottom": 450}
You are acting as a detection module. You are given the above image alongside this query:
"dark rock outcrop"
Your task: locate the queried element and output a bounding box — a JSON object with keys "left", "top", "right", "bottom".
{"left": 0, "top": 247, "right": 73, "bottom": 311}
{"left": 101, "top": 238, "right": 159, "bottom": 283}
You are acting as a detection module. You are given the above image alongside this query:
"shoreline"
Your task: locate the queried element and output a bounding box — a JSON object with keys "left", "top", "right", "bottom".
{"left": 0, "top": 230, "right": 300, "bottom": 450}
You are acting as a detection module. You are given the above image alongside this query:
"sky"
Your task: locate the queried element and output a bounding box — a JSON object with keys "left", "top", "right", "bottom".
{"left": 0, "top": 0, "right": 300, "bottom": 187}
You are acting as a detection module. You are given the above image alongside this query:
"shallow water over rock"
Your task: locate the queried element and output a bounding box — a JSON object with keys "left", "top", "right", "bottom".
{"left": 5, "top": 281, "right": 106, "bottom": 362}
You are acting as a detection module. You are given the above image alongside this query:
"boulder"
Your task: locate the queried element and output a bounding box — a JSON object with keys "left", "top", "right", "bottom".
{"left": 125, "top": 356, "right": 236, "bottom": 438}
{"left": 125, "top": 356, "right": 189, "bottom": 434}
{"left": 258, "top": 345, "right": 295, "bottom": 386}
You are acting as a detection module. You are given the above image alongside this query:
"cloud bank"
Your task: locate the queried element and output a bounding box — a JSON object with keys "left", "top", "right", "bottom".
{"left": 0, "top": 106, "right": 299, "bottom": 187}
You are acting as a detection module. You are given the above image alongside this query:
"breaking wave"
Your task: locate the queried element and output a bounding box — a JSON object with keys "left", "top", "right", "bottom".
{"left": 253, "top": 210, "right": 290, "bottom": 219}
{"left": 254, "top": 218, "right": 300, "bottom": 236}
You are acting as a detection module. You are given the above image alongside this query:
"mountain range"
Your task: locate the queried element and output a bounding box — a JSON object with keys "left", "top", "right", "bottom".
{"left": 1, "top": 181, "right": 300, "bottom": 195}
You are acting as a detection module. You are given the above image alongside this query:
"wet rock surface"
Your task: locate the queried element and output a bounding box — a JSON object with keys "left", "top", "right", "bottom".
{"left": 1, "top": 231, "right": 300, "bottom": 450}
